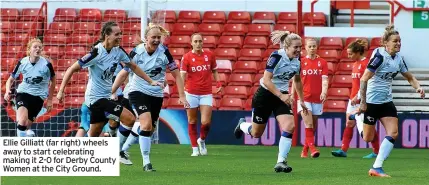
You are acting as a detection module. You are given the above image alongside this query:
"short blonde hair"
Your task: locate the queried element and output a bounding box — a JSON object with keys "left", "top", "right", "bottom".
{"left": 26, "top": 38, "right": 43, "bottom": 56}
{"left": 133, "top": 23, "right": 170, "bottom": 46}
{"left": 382, "top": 24, "right": 399, "bottom": 44}
{"left": 270, "top": 30, "right": 301, "bottom": 48}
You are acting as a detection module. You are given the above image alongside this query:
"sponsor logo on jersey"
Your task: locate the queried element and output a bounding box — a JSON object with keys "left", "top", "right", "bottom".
{"left": 191, "top": 64, "right": 211, "bottom": 72}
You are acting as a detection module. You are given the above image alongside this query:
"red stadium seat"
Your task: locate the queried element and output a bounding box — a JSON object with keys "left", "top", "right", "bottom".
{"left": 222, "top": 24, "right": 247, "bottom": 36}
{"left": 327, "top": 88, "right": 350, "bottom": 100}
{"left": 211, "top": 73, "right": 229, "bottom": 86}
{"left": 212, "top": 98, "right": 220, "bottom": 110}
{"left": 48, "top": 22, "right": 73, "bottom": 34}
{"left": 273, "top": 24, "right": 296, "bottom": 33}
{"left": 78, "top": 8, "right": 102, "bottom": 22}
{"left": 14, "top": 22, "right": 38, "bottom": 33}
{"left": 123, "top": 22, "right": 141, "bottom": 35}
{"left": 63, "top": 46, "right": 87, "bottom": 59}
{"left": 370, "top": 37, "right": 381, "bottom": 50}
{"left": 54, "top": 59, "right": 75, "bottom": 71}
{"left": 331, "top": 75, "right": 352, "bottom": 88}
{"left": 65, "top": 84, "right": 86, "bottom": 96}
{"left": 238, "top": 49, "right": 262, "bottom": 61}
{"left": 168, "top": 35, "right": 191, "bottom": 48}
{"left": 202, "top": 36, "right": 217, "bottom": 48}
{"left": 169, "top": 48, "right": 186, "bottom": 60}
{"left": 244, "top": 98, "right": 252, "bottom": 110}
{"left": 53, "top": 8, "right": 77, "bottom": 22}
{"left": 233, "top": 61, "right": 258, "bottom": 74}
{"left": 68, "top": 33, "right": 95, "bottom": 46}
{"left": 177, "top": 11, "right": 201, "bottom": 23}
{"left": 7, "top": 33, "right": 29, "bottom": 44}
{"left": 243, "top": 36, "right": 268, "bottom": 49}
{"left": 247, "top": 24, "right": 271, "bottom": 36}
{"left": 103, "top": 9, "right": 127, "bottom": 22}
{"left": 202, "top": 11, "right": 226, "bottom": 24}
{"left": 1, "top": 8, "right": 19, "bottom": 21}
{"left": 253, "top": 73, "right": 263, "bottom": 85}
{"left": 21, "top": 8, "right": 42, "bottom": 21}
{"left": 44, "top": 33, "right": 67, "bottom": 45}
{"left": 44, "top": 46, "right": 62, "bottom": 59}
{"left": 0, "top": 22, "right": 14, "bottom": 33}
{"left": 324, "top": 100, "right": 347, "bottom": 112}
{"left": 345, "top": 37, "right": 369, "bottom": 49}
{"left": 73, "top": 22, "right": 101, "bottom": 35}
{"left": 317, "top": 50, "right": 340, "bottom": 63}
{"left": 217, "top": 36, "right": 243, "bottom": 48}
{"left": 249, "top": 86, "right": 259, "bottom": 98}
{"left": 166, "top": 73, "right": 175, "bottom": 85}
{"left": 257, "top": 62, "right": 266, "bottom": 73}
{"left": 327, "top": 62, "right": 336, "bottom": 75}
{"left": 214, "top": 48, "right": 237, "bottom": 61}
{"left": 335, "top": 62, "right": 354, "bottom": 75}
{"left": 1, "top": 58, "right": 16, "bottom": 72}
{"left": 152, "top": 10, "right": 176, "bottom": 23}
{"left": 219, "top": 97, "right": 244, "bottom": 110}
{"left": 319, "top": 37, "right": 343, "bottom": 50}
{"left": 339, "top": 49, "right": 354, "bottom": 62}
{"left": 303, "top": 12, "right": 326, "bottom": 26}
{"left": 227, "top": 11, "right": 251, "bottom": 24}
{"left": 216, "top": 60, "right": 232, "bottom": 73}
{"left": 169, "top": 85, "right": 179, "bottom": 98}
{"left": 162, "top": 98, "right": 168, "bottom": 108}
{"left": 1, "top": 46, "right": 23, "bottom": 58}
{"left": 172, "top": 23, "right": 197, "bottom": 35}
{"left": 252, "top": 12, "right": 276, "bottom": 24}
{"left": 277, "top": 12, "right": 297, "bottom": 24}
{"left": 228, "top": 74, "right": 253, "bottom": 86}
{"left": 262, "top": 49, "right": 276, "bottom": 61}
{"left": 366, "top": 49, "right": 374, "bottom": 58}
{"left": 122, "top": 34, "right": 140, "bottom": 47}
{"left": 198, "top": 23, "right": 223, "bottom": 36}
{"left": 64, "top": 97, "right": 85, "bottom": 108}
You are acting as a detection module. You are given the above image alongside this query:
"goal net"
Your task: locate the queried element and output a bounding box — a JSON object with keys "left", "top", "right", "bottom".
{"left": 0, "top": 0, "right": 167, "bottom": 142}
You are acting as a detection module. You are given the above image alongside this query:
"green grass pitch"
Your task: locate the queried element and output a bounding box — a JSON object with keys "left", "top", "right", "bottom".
{"left": 2, "top": 144, "right": 428, "bottom": 185}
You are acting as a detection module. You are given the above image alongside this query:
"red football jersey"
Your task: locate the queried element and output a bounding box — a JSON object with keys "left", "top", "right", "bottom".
{"left": 350, "top": 58, "right": 369, "bottom": 99}
{"left": 300, "top": 56, "right": 328, "bottom": 103}
{"left": 180, "top": 50, "right": 217, "bottom": 95}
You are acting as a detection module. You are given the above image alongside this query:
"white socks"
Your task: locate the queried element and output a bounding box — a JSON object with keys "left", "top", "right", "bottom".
{"left": 139, "top": 135, "right": 151, "bottom": 166}
{"left": 239, "top": 122, "right": 252, "bottom": 135}
{"left": 373, "top": 136, "right": 395, "bottom": 168}
{"left": 277, "top": 132, "right": 293, "bottom": 163}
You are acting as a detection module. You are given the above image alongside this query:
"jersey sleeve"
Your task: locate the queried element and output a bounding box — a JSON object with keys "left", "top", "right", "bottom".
{"left": 119, "top": 47, "right": 131, "bottom": 64}
{"left": 165, "top": 49, "right": 178, "bottom": 71}
{"left": 78, "top": 47, "right": 99, "bottom": 68}
{"left": 322, "top": 60, "right": 328, "bottom": 77}
{"left": 46, "top": 62, "right": 56, "bottom": 79}
{"left": 210, "top": 52, "right": 217, "bottom": 70}
{"left": 367, "top": 50, "right": 383, "bottom": 72}
{"left": 11, "top": 60, "right": 22, "bottom": 79}
{"left": 180, "top": 54, "right": 188, "bottom": 72}
{"left": 124, "top": 47, "right": 138, "bottom": 72}
{"left": 265, "top": 53, "right": 282, "bottom": 73}
{"left": 400, "top": 56, "right": 409, "bottom": 73}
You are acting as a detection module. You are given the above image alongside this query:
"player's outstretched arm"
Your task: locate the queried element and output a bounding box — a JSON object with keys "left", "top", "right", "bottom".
{"left": 358, "top": 69, "right": 375, "bottom": 113}
{"left": 112, "top": 69, "right": 129, "bottom": 95}
{"left": 401, "top": 71, "right": 425, "bottom": 98}
{"left": 212, "top": 69, "right": 222, "bottom": 93}
{"left": 125, "top": 62, "right": 162, "bottom": 87}
{"left": 57, "top": 62, "right": 81, "bottom": 103}
{"left": 4, "top": 76, "right": 15, "bottom": 101}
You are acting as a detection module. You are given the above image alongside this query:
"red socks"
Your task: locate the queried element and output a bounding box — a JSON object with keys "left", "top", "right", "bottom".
{"left": 371, "top": 131, "right": 380, "bottom": 154}
{"left": 200, "top": 124, "right": 210, "bottom": 140}
{"left": 341, "top": 127, "right": 354, "bottom": 152}
{"left": 305, "top": 128, "right": 315, "bottom": 148}
{"left": 188, "top": 123, "right": 198, "bottom": 147}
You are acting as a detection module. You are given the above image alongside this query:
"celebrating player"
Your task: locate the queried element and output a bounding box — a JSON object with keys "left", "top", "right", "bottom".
{"left": 331, "top": 39, "right": 380, "bottom": 158}
{"left": 112, "top": 23, "right": 189, "bottom": 171}
{"left": 56, "top": 21, "right": 161, "bottom": 138}
{"left": 4, "top": 38, "right": 56, "bottom": 137}
{"left": 357, "top": 25, "right": 425, "bottom": 177}
{"left": 234, "top": 30, "right": 308, "bottom": 173}
{"left": 296, "top": 38, "right": 328, "bottom": 158}
{"left": 180, "top": 33, "right": 222, "bottom": 156}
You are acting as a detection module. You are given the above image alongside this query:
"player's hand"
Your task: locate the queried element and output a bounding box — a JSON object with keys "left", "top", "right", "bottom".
{"left": 46, "top": 99, "right": 53, "bottom": 112}
{"left": 56, "top": 91, "right": 65, "bottom": 103}
{"left": 320, "top": 92, "right": 327, "bottom": 104}
{"left": 417, "top": 87, "right": 425, "bottom": 99}
{"left": 279, "top": 94, "right": 291, "bottom": 105}
{"left": 300, "top": 101, "right": 309, "bottom": 116}
{"left": 150, "top": 80, "right": 164, "bottom": 89}
{"left": 4, "top": 91, "right": 12, "bottom": 101}
{"left": 110, "top": 93, "right": 118, "bottom": 101}
{"left": 179, "top": 96, "right": 190, "bottom": 109}
{"left": 357, "top": 102, "right": 367, "bottom": 115}
{"left": 351, "top": 96, "right": 360, "bottom": 106}
{"left": 216, "top": 86, "right": 223, "bottom": 94}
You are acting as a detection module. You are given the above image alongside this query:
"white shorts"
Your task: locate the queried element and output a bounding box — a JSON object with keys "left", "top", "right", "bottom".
{"left": 298, "top": 101, "right": 323, "bottom": 116}
{"left": 185, "top": 92, "right": 213, "bottom": 108}
{"left": 346, "top": 99, "right": 360, "bottom": 114}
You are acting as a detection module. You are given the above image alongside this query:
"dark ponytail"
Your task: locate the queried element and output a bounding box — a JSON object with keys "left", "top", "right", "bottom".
{"left": 92, "top": 21, "right": 119, "bottom": 48}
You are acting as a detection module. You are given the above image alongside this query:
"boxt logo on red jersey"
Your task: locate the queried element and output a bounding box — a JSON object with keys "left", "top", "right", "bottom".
{"left": 191, "top": 64, "right": 211, "bottom": 72}
{"left": 302, "top": 69, "right": 323, "bottom": 76}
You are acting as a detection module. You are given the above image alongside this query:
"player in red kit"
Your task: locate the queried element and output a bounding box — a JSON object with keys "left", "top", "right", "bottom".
{"left": 331, "top": 39, "right": 380, "bottom": 158}
{"left": 180, "top": 33, "right": 222, "bottom": 156}
{"left": 294, "top": 38, "right": 328, "bottom": 158}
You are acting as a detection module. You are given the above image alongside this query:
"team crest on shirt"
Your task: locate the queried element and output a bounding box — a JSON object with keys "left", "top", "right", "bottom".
{"left": 304, "top": 62, "right": 307, "bottom": 66}
{"left": 318, "top": 61, "right": 321, "bottom": 67}
{"left": 192, "top": 58, "right": 195, "bottom": 62}
{"left": 204, "top": 55, "right": 208, "bottom": 62}
{"left": 358, "top": 64, "right": 362, "bottom": 70}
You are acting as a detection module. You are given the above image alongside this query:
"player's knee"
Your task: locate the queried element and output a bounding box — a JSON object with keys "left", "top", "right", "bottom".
{"left": 363, "top": 133, "right": 374, "bottom": 142}
{"left": 121, "top": 112, "right": 135, "bottom": 126}
{"left": 201, "top": 119, "right": 211, "bottom": 125}
{"left": 140, "top": 121, "right": 152, "bottom": 131}
{"left": 389, "top": 130, "right": 398, "bottom": 140}
{"left": 188, "top": 118, "right": 197, "bottom": 125}
{"left": 345, "top": 120, "right": 356, "bottom": 128}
